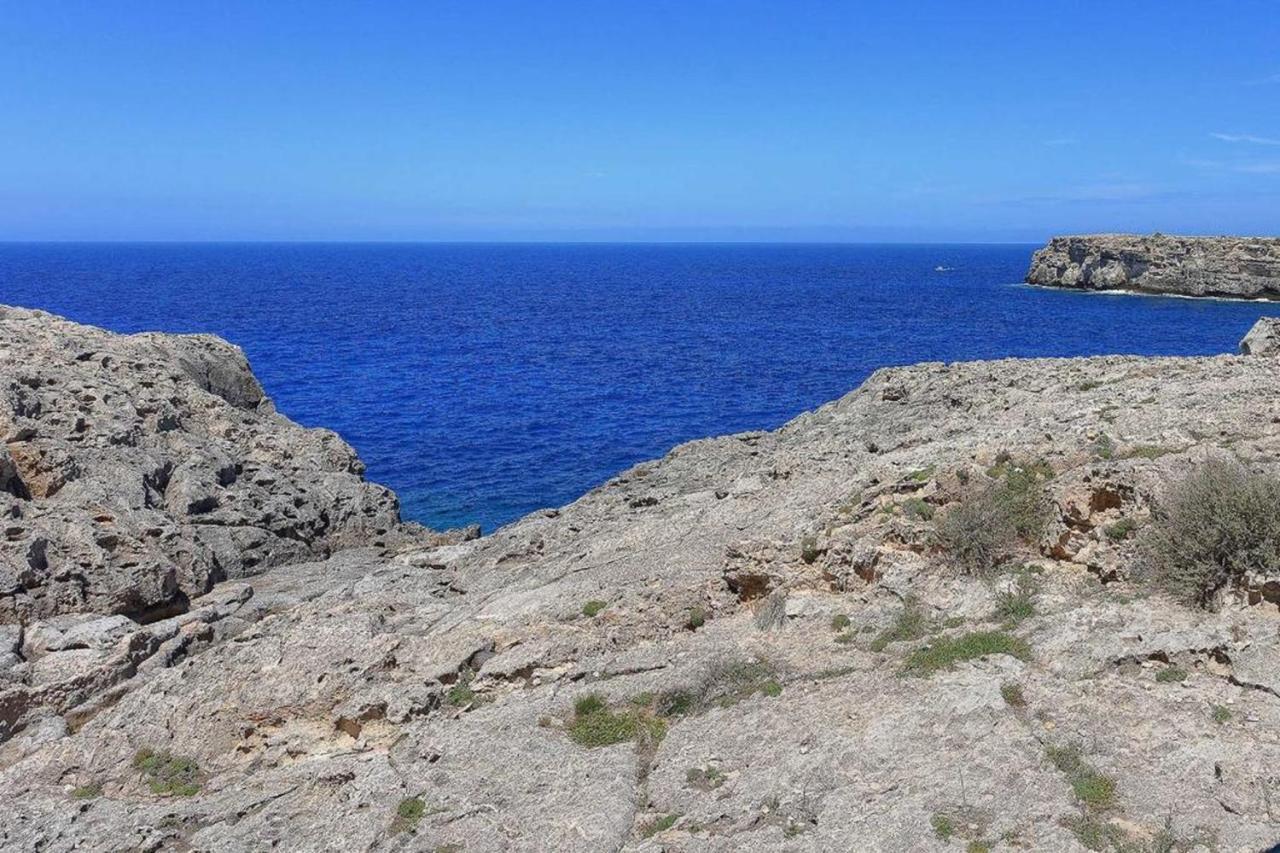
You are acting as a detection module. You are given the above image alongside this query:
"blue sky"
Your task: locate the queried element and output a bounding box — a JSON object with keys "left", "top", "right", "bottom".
{"left": 1, "top": 1, "right": 1277, "bottom": 242}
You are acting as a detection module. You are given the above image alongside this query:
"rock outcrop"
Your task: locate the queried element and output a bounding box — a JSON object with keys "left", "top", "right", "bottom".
{"left": 0, "top": 306, "right": 404, "bottom": 622}
{"left": 1027, "top": 233, "right": 1280, "bottom": 298}
{"left": 5, "top": 308, "right": 1280, "bottom": 851}
{"left": 1239, "top": 316, "right": 1280, "bottom": 356}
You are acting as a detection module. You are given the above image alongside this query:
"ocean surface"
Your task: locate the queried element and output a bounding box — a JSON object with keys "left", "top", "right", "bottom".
{"left": 2, "top": 242, "right": 1277, "bottom": 533}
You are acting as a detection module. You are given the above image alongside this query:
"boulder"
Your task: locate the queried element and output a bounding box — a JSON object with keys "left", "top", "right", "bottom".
{"left": 1239, "top": 316, "right": 1280, "bottom": 355}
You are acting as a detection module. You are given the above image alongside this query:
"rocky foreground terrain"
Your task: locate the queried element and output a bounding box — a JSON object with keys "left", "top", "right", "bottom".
{"left": 1027, "top": 234, "right": 1280, "bottom": 299}
{"left": 4, "top": 308, "right": 1280, "bottom": 852}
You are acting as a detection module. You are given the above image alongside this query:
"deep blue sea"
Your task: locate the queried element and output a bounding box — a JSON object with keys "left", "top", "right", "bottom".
{"left": 2, "top": 243, "right": 1276, "bottom": 532}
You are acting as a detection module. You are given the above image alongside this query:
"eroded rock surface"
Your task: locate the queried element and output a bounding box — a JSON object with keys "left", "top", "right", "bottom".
{"left": 0, "top": 306, "right": 404, "bottom": 621}
{"left": 4, "top": 310, "right": 1280, "bottom": 852}
{"left": 1027, "top": 233, "right": 1280, "bottom": 298}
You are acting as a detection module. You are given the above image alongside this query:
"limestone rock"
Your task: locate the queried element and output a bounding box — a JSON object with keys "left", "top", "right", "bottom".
{"left": 0, "top": 306, "right": 404, "bottom": 622}
{"left": 1027, "top": 233, "right": 1280, "bottom": 298}
{"left": 1239, "top": 316, "right": 1280, "bottom": 355}
{"left": 5, "top": 308, "right": 1280, "bottom": 850}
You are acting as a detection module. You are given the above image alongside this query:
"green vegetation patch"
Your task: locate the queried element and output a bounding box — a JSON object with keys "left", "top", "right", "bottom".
{"left": 686, "top": 606, "right": 706, "bottom": 630}
{"left": 446, "top": 667, "right": 491, "bottom": 708}
{"left": 1211, "top": 704, "right": 1231, "bottom": 724}
{"left": 901, "top": 630, "right": 1031, "bottom": 676}
{"left": 901, "top": 497, "right": 935, "bottom": 521}
{"left": 994, "top": 569, "right": 1039, "bottom": 627}
{"left": 936, "top": 460, "right": 1051, "bottom": 575}
{"left": 907, "top": 464, "right": 936, "bottom": 483}
{"left": 1001, "top": 681, "right": 1026, "bottom": 708}
{"left": 868, "top": 596, "right": 931, "bottom": 652}
{"left": 567, "top": 693, "right": 667, "bottom": 748}
{"left": 1124, "top": 444, "right": 1178, "bottom": 460}
{"left": 391, "top": 797, "right": 427, "bottom": 834}
{"left": 132, "top": 748, "right": 200, "bottom": 797}
{"left": 830, "top": 613, "right": 851, "bottom": 631}
{"left": 1103, "top": 517, "right": 1138, "bottom": 542}
{"left": 639, "top": 813, "right": 680, "bottom": 838}
{"left": 1142, "top": 459, "right": 1280, "bottom": 607}
{"left": 1045, "top": 744, "right": 1117, "bottom": 811}
{"left": 1155, "top": 665, "right": 1188, "bottom": 683}
{"left": 686, "top": 766, "right": 725, "bottom": 791}
{"left": 931, "top": 812, "right": 955, "bottom": 840}
{"left": 581, "top": 599, "right": 608, "bottom": 617}
{"left": 71, "top": 783, "right": 102, "bottom": 800}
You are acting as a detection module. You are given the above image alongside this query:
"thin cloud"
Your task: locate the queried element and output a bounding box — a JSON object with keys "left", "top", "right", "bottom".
{"left": 1185, "top": 156, "right": 1280, "bottom": 174}
{"left": 1211, "top": 132, "right": 1280, "bottom": 145}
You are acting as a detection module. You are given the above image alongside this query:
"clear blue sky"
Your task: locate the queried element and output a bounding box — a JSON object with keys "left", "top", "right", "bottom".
{"left": 2, "top": 1, "right": 1277, "bottom": 242}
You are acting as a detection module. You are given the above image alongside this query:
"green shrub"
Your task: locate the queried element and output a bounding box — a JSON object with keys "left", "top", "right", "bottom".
{"left": 1212, "top": 704, "right": 1231, "bottom": 724}
{"left": 868, "top": 597, "right": 930, "bottom": 651}
{"left": 1103, "top": 517, "right": 1138, "bottom": 541}
{"left": 132, "top": 748, "right": 200, "bottom": 797}
{"left": 582, "top": 599, "right": 608, "bottom": 617}
{"left": 936, "top": 464, "right": 1050, "bottom": 574}
{"left": 830, "top": 613, "right": 851, "bottom": 631}
{"left": 685, "top": 766, "right": 725, "bottom": 790}
{"left": 392, "top": 797, "right": 426, "bottom": 834}
{"left": 1142, "top": 460, "right": 1280, "bottom": 606}
{"left": 1001, "top": 682, "right": 1026, "bottom": 708}
{"left": 967, "top": 843, "right": 992, "bottom": 853}
{"left": 1125, "top": 444, "right": 1177, "bottom": 460}
{"left": 71, "top": 783, "right": 102, "bottom": 800}
{"left": 446, "top": 668, "right": 489, "bottom": 707}
{"left": 901, "top": 631, "right": 1031, "bottom": 676}
{"left": 1094, "top": 434, "right": 1116, "bottom": 460}
{"left": 931, "top": 812, "right": 955, "bottom": 840}
{"left": 1155, "top": 665, "right": 1187, "bottom": 683}
{"left": 686, "top": 606, "right": 706, "bottom": 629}
{"left": 800, "top": 535, "right": 822, "bottom": 564}
{"left": 901, "top": 497, "right": 935, "bottom": 521}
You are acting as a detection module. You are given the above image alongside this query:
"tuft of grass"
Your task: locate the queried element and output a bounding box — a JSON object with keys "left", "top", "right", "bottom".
{"left": 994, "top": 570, "right": 1038, "bottom": 627}
{"left": 391, "top": 797, "right": 426, "bottom": 834}
{"left": 868, "top": 596, "right": 931, "bottom": 652}
{"left": 1155, "top": 665, "right": 1188, "bottom": 684}
{"left": 901, "top": 497, "right": 935, "bottom": 521}
{"left": 1001, "top": 682, "right": 1026, "bottom": 708}
{"left": 1211, "top": 704, "right": 1231, "bottom": 724}
{"left": 446, "top": 668, "right": 490, "bottom": 708}
{"left": 1103, "top": 517, "right": 1138, "bottom": 542}
{"left": 132, "top": 748, "right": 200, "bottom": 797}
{"left": 1094, "top": 434, "right": 1116, "bottom": 460}
{"left": 800, "top": 535, "right": 822, "bottom": 564}
{"left": 686, "top": 766, "right": 725, "bottom": 791}
{"left": 686, "top": 606, "right": 706, "bottom": 630}
{"left": 1142, "top": 459, "right": 1280, "bottom": 607}
{"left": 967, "top": 843, "right": 992, "bottom": 853}
{"left": 901, "top": 630, "right": 1031, "bottom": 676}
{"left": 71, "top": 783, "right": 102, "bottom": 800}
{"left": 1061, "top": 814, "right": 1117, "bottom": 851}
{"left": 638, "top": 813, "right": 680, "bottom": 838}
{"left": 567, "top": 694, "right": 667, "bottom": 748}
{"left": 1045, "top": 745, "right": 1116, "bottom": 811}
{"left": 830, "top": 613, "right": 852, "bottom": 631}
{"left": 582, "top": 599, "right": 608, "bottom": 618}
{"left": 931, "top": 812, "right": 955, "bottom": 840}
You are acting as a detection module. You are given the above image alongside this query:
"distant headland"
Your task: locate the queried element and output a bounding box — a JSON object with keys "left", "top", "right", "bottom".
{"left": 1027, "top": 233, "right": 1280, "bottom": 299}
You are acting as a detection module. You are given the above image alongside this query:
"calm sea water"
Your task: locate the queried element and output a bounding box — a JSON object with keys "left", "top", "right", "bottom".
{"left": 2, "top": 243, "right": 1276, "bottom": 532}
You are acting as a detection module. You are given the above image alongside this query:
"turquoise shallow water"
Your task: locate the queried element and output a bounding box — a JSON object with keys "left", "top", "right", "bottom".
{"left": 2, "top": 242, "right": 1276, "bottom": 532}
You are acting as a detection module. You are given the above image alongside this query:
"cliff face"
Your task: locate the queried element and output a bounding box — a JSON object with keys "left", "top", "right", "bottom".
{"left": 5, "top": 310, "right": 1280, "bottom": 852}
{"left": 1026, "top": 233, "right": 1280, "bottom": 298}
{"left": 0, "top": 306, "right": 410, "bottom": 622}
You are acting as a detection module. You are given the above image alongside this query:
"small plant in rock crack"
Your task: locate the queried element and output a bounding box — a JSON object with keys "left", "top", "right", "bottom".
{"left": 132, "top": 748, "right": 201, "bottom": 797}
{"left": 935, "top": 460, "right": 1050, "bottom": 575}
{"left": 391, "top": 797, "right": 427, "bottom": 834}
{"left": 1155, "top": 665, "right": 1188, "bottom": 683}
{"left": 1000, "top": 681, "right": 1026, "bottom": 708}
{"left": 993, "top": 569, "right": 1038, "bottom": 627}
{"left": 868, "top": 596, "right": 931, "bottom": 652}
{"left": 900, "top": 630, "right": 1031, "bottom": 676}
{"left": 1045, "top": 744, "right": 1117, "bottom": 811}
{"left": 581, "top": 599, "right": 608, "bottom": 617}
{"left": 830, "top": 613, "right": 851, "bottom": 631}
{"left": 686, "top": 606, "right": 706, "bottom": 630}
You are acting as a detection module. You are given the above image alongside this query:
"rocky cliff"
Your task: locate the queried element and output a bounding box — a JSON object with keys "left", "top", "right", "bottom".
{"left": 5, "top": 310, "right": 1280, "bottom": 852}
{"left": 0, "top": 306, "right": 414, "bottom": 622}
{"left": 1026, "top": 234, "right": 1280, "bottom": 298}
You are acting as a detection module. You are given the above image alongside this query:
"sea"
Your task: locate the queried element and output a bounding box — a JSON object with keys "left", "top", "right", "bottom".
{"left": 2, "top": 242, "right": 1276, "bottom": 533}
